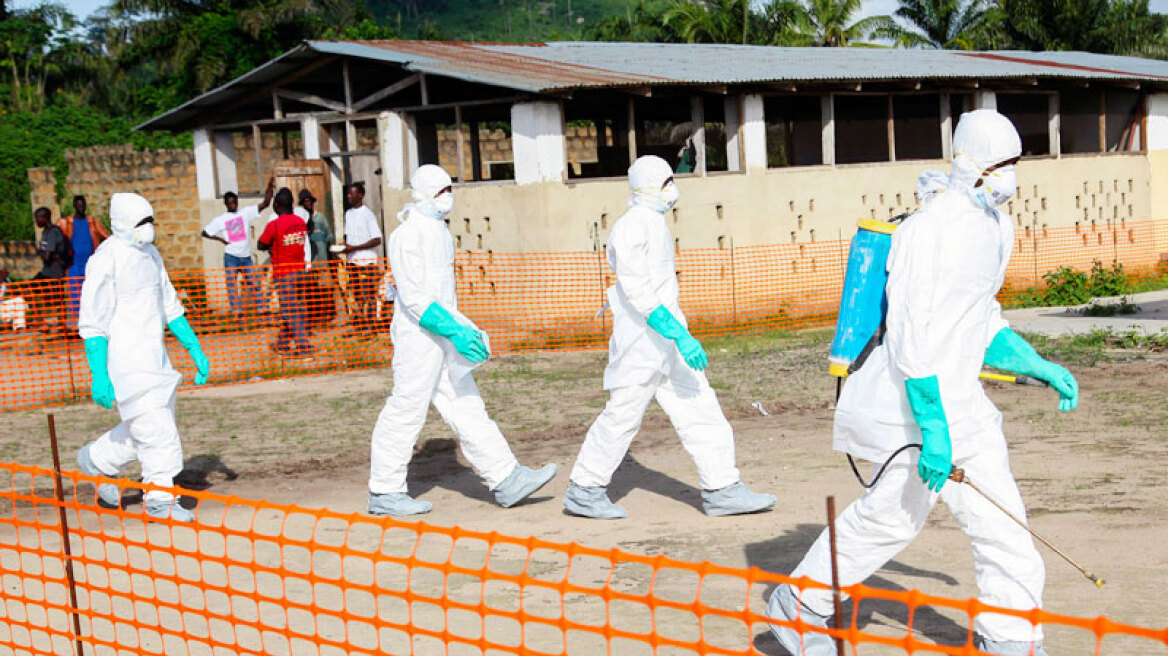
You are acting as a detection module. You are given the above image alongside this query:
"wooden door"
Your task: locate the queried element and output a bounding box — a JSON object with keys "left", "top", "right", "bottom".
{"left": 272, "top": 159, "right": 329, "bottom": 217}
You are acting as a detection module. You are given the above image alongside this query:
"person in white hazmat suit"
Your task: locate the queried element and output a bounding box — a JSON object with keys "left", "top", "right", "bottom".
{"left": 75, "top": 193, "right": 210, "bottom": 523}
{"left": 767, "top": 110, "right": 1079, "bottom": 656}
{"left": 367, "top": 165, "right": 557, "bottom": 516}
{"left": 563, "top": 155, "right": 776, "bottom": 519}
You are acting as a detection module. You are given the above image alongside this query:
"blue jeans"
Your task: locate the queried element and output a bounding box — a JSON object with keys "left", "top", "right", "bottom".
{"left": 274, "top": 272, "right": 310, "bottom": 353}
{"left": 223, "top": 254, "right": 260, "bottom": 314}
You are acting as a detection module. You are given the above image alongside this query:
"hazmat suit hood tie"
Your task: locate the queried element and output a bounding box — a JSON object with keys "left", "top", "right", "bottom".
{"left": 401, "top": 164, "right": 454, "bottom": 223}
{"left": 109, "top": 192, "right": 156, "bottom": 249}
{"left": 627, "top": 155, "right": 679, "bottom": 214}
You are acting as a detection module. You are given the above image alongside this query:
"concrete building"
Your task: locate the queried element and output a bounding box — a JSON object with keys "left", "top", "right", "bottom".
{"left": 137, "top": 41, "right": 1168, "bottom": 266}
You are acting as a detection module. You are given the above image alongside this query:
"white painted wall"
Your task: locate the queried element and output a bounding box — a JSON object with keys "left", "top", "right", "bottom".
{"left": 213, "top": 132, "right": 237, "bottom": 195}
{"left": 511, "top": 101, "right": 567, "bottom": 185}
{"left": 1146, "top": 93, "right": 1168, "bottom": 151}
{"left": 742, "top": 94, "right": 767, "bottom": 171}
{"left": 301, "top": 116, "right": 321, "bottom": 159}
{"left": 975, "top": 90, "right": 997, "bottom": 110}
{"left": 377, "top": 111, "right": 408, "bottom": 189}
{"left": 193, "top": 128, "right": 217, "bottom": 200}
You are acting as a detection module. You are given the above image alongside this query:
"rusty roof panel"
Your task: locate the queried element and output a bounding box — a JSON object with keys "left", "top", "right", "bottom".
{"left": 138, "top": 41, "right": 1168, "bottom": 132}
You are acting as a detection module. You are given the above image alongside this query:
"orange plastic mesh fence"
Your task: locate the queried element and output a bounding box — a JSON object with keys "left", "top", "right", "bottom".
{"left": 2, "top": 462, "right": 1166, "bottom": 656}
{"left": 1, "top": 219, "right": 1164, "bottom": 412}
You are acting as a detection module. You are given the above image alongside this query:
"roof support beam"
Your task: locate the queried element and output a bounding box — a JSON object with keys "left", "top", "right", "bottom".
{"left": 199, "top": 53, "right": 337, "bottom": 128}
{"left": 347, "top": 95, "right": 531, "bottom": 117}
{"left": 343, "top": 58, "right": 353, "bottom": 112}
{"left": 276, "top": 89, "right": 347, "bottom": 113}
{"left": 623, "top": 86, "right": 652, "bottom": 98}
{"left": 351, "top": 73, "right": 421, "bottom": 112}
{"left": 761, "top": 83, "right": 798, "bottom": 93}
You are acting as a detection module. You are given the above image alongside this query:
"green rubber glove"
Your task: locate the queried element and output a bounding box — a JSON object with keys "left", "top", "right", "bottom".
{"left": 419, "top": 302, "right": 488, "bottom": 363}
{"left": 905, "top": 375, "right": 952, "bottom": 492}
{"left": 985, "top": 327, "right": 1078, "bottom": 412}
{"left": 84, "top": 336, "right": 116, "bottom": 409}
{"left": 646, "top": 305, "right": 708, "bottom": 371}
{"left": 168, "top": 316, "right": 210, "bottom": 385}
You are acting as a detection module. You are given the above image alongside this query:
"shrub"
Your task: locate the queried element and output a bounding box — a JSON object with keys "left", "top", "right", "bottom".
{"left": 1039, "top": 266, "right": 1091, "bottom": 306}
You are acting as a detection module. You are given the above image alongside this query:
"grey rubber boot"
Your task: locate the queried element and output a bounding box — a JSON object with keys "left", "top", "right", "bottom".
{"left": 701, "top": 481, "right": 776, "bottom": 517}
{"left": 766, "top": 584, "right": 836, "bottom": 656}
{"left": 368, "top": 492, "right": 432, "bottom": 516}
{"left": 144, "top": 498, "right": 195, "bottom": 523}
{"left": 562, "top": 481, "right": 627, "bottom": 519}
{"left": 77, "top": 444, "right": 121, "bottom": 509}
{"left": 493, "top": 463, "right": 558, "bottom": 508}
{"left": 974, "top": 634, "right": 1050, "bottom": 656}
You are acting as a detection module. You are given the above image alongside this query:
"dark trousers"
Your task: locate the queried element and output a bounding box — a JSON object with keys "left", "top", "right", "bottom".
{"left": 347, "top": 263, "right": 380, "bottom": 330}
{"left": 274, "top": 271, "right": 310, "bottom": 353}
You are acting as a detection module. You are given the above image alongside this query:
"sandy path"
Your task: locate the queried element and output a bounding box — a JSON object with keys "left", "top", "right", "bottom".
{"left": 3, "top": 334, "right": 1166, "bottom": 654}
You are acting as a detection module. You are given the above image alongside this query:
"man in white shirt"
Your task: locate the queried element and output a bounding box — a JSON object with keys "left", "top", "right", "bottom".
{"left": 201, "top": 178, "right": 274, "bottom": 316}
{"left": 340, "top": 182, "right": 383, "bottom": 333}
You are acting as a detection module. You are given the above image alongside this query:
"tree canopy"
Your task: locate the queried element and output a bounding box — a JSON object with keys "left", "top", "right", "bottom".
{"left": 0, "top": 0, "right": 1166, "bottom": 243}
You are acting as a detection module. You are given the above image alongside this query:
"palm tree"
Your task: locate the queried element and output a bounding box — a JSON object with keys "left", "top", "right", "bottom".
{"left": 634, "top": 0, "right": 809, "bottom": 46}
{"left": 995, "top": 0, "right": 1167, "bottom": 55}
{"left": 794, "top": 0, "right": 895, "bottom": 47}
{"left": 108, "top": 0, "right": 367, "bottom": 95}
{"left": 664, "top": 0, "right": 752, "bottom": 44}
{"left": 0, "top": 2, "right": 78, "bottom": 112}
{"left": 876, "top": 0, "right": 992, "bottom": 49}
{"left": 586, "top": 0, "right": 680, "bottom": 42}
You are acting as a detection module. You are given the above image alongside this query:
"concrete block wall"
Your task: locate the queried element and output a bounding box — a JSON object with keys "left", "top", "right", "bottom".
{"left": 0, "top": 241, "right": 39, "bottom": 279}
{"left": 230, "top": 132, "right": 304, "bottom": 195}
{"left": 27, "top": 145, "right": 203, "bottom": 272}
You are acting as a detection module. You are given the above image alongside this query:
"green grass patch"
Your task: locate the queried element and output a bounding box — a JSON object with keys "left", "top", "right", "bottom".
{"left": 705, "top": 327, "right": 834, "bottom": 356}
{"left": 1020, "top": 327, "right": 1168, "bottom": 367}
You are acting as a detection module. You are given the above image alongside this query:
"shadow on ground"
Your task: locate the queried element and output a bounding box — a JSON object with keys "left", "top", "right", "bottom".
{"left": 743, "top": 525, "right": 969, "bottom": 655}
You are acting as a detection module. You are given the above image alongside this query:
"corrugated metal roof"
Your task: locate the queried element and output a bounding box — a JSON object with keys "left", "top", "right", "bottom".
{"left": 477, "top": 42, "right": 1168, "bottom": 85}
{"left": 314, "top": 40, "right": 668, "bottom": 92}
{"left": 138, "top": 40, "right": 1168, "bottom": 132}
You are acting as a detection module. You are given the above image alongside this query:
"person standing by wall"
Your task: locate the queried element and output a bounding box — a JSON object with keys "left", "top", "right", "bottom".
{"left": 258, "top": 188, "right": 312, "bottom": 356}
{"left": 294, "top": 189, "right": 336, "bottom": 329}
{"left": 295, "top": 189, "right": 333, "bottom": 265}
{"left": 201, "top": 178, "right": 274, "bottom": 317}
{"left": 58, "top": 195, "right": 110, "bottom": 331}
{"left": 339, "top": 183, "right": 382, "bottom": 333}
{"left": 33, "top": 207, "right": 69, "bottom": 333}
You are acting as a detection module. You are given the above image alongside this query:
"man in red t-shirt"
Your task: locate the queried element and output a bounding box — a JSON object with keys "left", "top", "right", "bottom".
{"left": 259, "top": 188, "right": 311, "bottom": 356}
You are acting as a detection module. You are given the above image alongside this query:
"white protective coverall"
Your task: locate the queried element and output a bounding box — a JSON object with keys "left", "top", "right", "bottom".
{"left": 787, "top": 109, "right": 1046, "bottom": 644}
{"left": 368, "top": 166, "right": 519, "bottom": 495}
{"left": 78, "top": 194, "right": 186, "bottom": 505}
{"left": 568, "top": 156, "right": 740, "bottom": 492}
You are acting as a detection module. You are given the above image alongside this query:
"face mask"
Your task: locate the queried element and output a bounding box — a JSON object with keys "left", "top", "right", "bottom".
{"left": 432, "top": 191, "right": 454, "bottom": 216}
{"left": 634, "top": 181, "right": 680, "bottom": 214}
{"left": 974, "top": 165, "right": 1016, "bottom": 209}
{"left": 660, "top": 181, "right": 680, "bottom": 211}
{"left": 121, "top": 222, "right": 154, "bottom": 247}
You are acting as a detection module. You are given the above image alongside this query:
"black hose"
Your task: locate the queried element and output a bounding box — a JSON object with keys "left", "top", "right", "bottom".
{"left": 846, "top": 444, "right": 923, "bottom": 489}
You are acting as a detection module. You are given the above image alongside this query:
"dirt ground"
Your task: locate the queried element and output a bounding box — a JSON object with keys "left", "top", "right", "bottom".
{"left": 3, "top": 329, "right": 1168, "bottom": 655}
